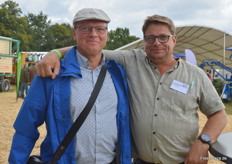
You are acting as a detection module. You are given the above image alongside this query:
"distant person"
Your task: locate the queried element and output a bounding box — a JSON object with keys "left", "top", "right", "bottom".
{"left": 206, "top": 70, "right": 213, "bottom": 81}
{"left": 8, "top": 8, "right": 131, "bottom": 164}
{"left": 206, "top": 70, "right": 210, "bottom": 78}
{"left": 36, "top": 14, "right": 228, "bottom": 163}
{"left": 29, "top": 63, "right": 37, "bottom": 84}
{"left": 20, "top": 64, "right": 29, "bottom": 99}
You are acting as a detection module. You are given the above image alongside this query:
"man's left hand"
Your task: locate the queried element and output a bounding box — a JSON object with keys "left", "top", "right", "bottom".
{"left": 184, "top": 140, "right": 209, "bottom": 164}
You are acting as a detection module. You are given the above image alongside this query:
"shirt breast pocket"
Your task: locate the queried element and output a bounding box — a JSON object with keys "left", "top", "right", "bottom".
{"left": 174, "top": 91, "right": 198, "bottom": 112}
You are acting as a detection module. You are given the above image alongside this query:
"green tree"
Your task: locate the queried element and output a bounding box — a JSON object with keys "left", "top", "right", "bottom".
{"left": 0, "top": 1, "right": 139, "bottom": 52}
{"left": 0, "top": 0, "right": 29, "bottom": 50}
{"left": 42, "top": 28, "right": 55, "bottom": 51}
{"left": 27, "top": 11, "right": 51, "bottom": 51}
{"left": 105, "top": 27, "right": 139, "bottom": 50}
{"left": 49, "top": 23, "right": 75, "bottom": 48}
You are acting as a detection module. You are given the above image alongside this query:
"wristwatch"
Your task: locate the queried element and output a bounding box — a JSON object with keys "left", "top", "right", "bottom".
{"left": 198, "top": 134, "right": 212, "bottom": 146}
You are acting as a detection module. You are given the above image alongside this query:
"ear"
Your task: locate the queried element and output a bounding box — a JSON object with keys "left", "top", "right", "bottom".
{"left": 72, "top": 29, "right": 77, "bottom": 41}
{"left": 172, "top": 35, "right": 177, "bottom": 46}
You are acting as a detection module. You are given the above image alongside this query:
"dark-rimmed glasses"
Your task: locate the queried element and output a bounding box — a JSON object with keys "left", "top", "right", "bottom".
{"left": 144, "top": 35, "right": 173, "bottom": 44}
{"left": 74, "top": 25, "right": 108, "bottom": 34}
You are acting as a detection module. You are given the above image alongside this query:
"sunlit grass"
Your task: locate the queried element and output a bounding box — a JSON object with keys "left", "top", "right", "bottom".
{"left": 224, "top": 101, "right": 232, "bottom": 115}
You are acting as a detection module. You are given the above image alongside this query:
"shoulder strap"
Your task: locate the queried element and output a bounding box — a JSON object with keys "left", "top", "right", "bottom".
{"left": 50, "top": 63, "right": 108, "bottom": 164}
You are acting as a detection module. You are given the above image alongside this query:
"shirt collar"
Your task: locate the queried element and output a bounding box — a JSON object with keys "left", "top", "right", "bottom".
{"left": 76, "top": 49, "right": 105, "bottom": 69}
{"left": 146, "top": 56, "right": 180, "bottom": 71}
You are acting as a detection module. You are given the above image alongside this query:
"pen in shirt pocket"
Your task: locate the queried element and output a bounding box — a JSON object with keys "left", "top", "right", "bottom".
{"left": 190, "top": 80, "right": 195, "bottom": 88}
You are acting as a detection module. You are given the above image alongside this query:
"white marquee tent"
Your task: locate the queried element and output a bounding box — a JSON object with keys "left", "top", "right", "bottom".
{"left": 116, "top": 25, "right": 232, "bottom": 68}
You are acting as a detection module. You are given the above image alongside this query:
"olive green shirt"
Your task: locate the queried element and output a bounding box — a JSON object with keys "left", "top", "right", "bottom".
{"left": 104, "top": 49, "right": 225, "bottom": 164}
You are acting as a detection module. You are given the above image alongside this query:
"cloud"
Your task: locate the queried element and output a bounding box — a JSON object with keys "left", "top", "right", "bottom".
{"left": 10, "top": 0, "right": 232, "bottom": 37}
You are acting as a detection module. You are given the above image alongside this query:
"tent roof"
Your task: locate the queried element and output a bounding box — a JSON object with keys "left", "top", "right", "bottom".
{"left": 116, "top": 25, "right": 232, "bottom": 67}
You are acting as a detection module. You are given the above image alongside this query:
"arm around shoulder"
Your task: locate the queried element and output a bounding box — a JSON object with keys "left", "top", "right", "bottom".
{"left": 36, "top": 46, "right": 73, "bottom": 79}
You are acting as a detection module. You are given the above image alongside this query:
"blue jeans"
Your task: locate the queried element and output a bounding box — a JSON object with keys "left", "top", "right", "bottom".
{"left": 20, "top": 83, "right": 28, "bottom": 98}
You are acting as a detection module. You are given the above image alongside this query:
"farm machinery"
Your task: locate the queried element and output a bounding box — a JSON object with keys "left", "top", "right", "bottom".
{"left": 0, "top": 36, "right": 21, "bottom": 93}
{"left": 199, "top": 59, "right": 232, "bottom": 102}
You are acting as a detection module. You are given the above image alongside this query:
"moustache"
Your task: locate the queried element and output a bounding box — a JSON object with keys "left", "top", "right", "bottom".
{"left": 151, "top": 46, "right": 165, "bottom": 50}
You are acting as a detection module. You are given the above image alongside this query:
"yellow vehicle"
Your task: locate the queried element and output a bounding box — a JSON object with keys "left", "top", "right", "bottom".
{"left": 0, "top": 36, "right": 44, "bottom": 94}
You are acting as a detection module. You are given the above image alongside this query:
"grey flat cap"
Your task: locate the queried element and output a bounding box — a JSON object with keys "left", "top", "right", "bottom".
{"left": 73, "top": 8, "right": 111, "bottom": 24}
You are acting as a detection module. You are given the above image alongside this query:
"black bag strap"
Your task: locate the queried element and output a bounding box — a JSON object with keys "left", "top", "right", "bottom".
{"left": 50, "top": 63, "right": 108, "bottom": 164}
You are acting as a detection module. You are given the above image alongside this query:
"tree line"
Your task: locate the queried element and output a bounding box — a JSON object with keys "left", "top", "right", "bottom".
{"left": 0, "top": 0, "right": 139, "bottom": 51}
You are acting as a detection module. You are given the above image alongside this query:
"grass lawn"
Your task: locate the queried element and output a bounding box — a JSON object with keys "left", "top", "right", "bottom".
{"left": 224, "top": 101, "right": 232, "bottom": 115}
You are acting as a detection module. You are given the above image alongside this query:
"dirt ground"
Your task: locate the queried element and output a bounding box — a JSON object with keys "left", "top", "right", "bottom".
{"left": 0, "top": 85, "right": 231, "bottom": 164}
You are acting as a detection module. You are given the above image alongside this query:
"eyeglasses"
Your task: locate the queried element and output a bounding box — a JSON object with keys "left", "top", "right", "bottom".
{"left": 74, "top": 25, "right": 108, "bottom": 34}
{"left": 144, "top": 35, "right": 173, "bottom": 44}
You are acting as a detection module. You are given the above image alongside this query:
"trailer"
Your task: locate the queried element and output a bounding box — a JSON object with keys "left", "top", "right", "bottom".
{"left": 0, "top": 36, "right": 21, "bottom": 94}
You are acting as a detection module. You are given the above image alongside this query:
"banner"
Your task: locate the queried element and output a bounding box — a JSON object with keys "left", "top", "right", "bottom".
{"left": 185, "top": 49, "right": 197, "bottom": 66}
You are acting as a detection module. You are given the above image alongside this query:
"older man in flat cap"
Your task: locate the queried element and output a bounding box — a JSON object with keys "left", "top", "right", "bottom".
{"left": 8, "top": 8, "right": 131, "bottom": 164}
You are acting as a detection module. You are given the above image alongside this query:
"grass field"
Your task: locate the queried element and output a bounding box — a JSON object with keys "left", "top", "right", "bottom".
{"left": 224, "top": 101, "right": 232, "bottom": 115}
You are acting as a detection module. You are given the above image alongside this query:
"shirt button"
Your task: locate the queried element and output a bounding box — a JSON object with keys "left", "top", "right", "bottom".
{"left": 153, "top": 132, "right": 156, "bottom": 134}
{"left": 157, "top": 98, "right": 159, "bottom": 100}
{"left": 153, "top": 148, "right": 156, "bottom": 151}
{"left": 154, "top": 114, "right": 158, "bottom": 117}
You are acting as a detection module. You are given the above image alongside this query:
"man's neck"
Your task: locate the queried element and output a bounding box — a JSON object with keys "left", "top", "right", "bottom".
{"left": 80, "top": 52, "right": 103, "bottom": 69}
{"left": 151, "top": 57, "right": 177, "bottom": 76}
{"left": 88, "top": 55, "right": 103, "bottom": 69}
{"left": 77, "top": 47, "right": 103, "bottom": 69}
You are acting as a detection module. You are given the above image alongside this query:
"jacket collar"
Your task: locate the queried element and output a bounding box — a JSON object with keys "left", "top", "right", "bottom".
{"left": 60, "top": 46, "right": 82, "bottom": 78}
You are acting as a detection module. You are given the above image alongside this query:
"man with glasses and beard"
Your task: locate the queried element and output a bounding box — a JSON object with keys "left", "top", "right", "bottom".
{"left": 36, "top": 14, "right": 227, "bottom": 164}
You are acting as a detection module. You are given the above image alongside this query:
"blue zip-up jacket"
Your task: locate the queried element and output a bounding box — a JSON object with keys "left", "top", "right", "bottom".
{"left": 9, "top": 47, "right": 131, "bottom": 164}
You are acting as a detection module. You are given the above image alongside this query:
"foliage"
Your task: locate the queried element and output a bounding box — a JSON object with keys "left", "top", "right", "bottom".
{"left": 0, "top": 0, "right": 139, "bottom": 51}
{"left": 49, "top": 23, "right": 75, "bottom": 49}
{"left": 0, "top": 0, "right": 29, "bottom": 50}
{"left": 224, "top": 101, "right": 232, "bottom": 115}
{"left": 26, "top": 11, "right": 51, "bottom": 51}
{"left": 105, "top": 27, "right": 139, "bottom": 50}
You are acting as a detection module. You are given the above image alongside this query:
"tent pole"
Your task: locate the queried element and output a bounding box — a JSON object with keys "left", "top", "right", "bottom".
{"left": 223, "top": 33, "right": 226, "bottom": 77}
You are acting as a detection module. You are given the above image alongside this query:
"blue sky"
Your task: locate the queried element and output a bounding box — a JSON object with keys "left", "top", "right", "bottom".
{"left": 3, "top": 0, "right": 232, "bottom": 38}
